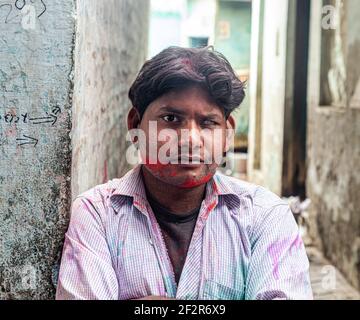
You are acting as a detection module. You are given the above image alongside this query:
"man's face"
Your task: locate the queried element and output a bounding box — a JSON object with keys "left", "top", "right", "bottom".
{"left": 129, "top": 85, "right": 235, "bottom": 188}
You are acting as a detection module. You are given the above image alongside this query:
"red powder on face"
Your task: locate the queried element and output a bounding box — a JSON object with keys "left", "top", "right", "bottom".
{"left": 168, "top": 168, "right": 178, "bottom": 177}
{"left": 180, "top": 172, "right": 213, "bottom": 188}
{"left": 144, "top": 156, "right": 167, "bottom": 171}
{"left": 143, "top": 157, "right": 179, "bottom": 178}
{"left": 146, "top": 162, "right": 167, "bottom": 172}
{"left": 144, "top": 157, "right": 216, "bottom": 186}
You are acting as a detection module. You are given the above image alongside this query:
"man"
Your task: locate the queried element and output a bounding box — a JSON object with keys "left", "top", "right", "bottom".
{"left": 56, "top": 46, "right": 313, "bottom": 300}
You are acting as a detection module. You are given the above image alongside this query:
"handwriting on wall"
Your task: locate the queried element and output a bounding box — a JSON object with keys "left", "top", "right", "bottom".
{"left": 0, "top": 0, "right": 70, "bottom": 151}
{"left": 0, "top": 106, "right": 61, "bottom": 125}
{"left": 0, "top": 106, "right": 62, "bottom": 148}
{"left": 0, "top": 0, "right": 47, "bottom": 24}
{"left": 0, "top": 0, "right": 74, "bottom": 300}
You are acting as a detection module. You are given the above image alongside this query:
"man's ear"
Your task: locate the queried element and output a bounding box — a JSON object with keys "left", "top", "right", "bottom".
{"left": 127, "top": 107, "right": 141, "bottom": 131}
{"left": 225, "top": 115, "right": 236, "bottom": 152}
{"left": 226, "top": 115, "right": 235, "bottom": 131}
{"left": 127, "top": 107, "right": 141, "bottom": 143}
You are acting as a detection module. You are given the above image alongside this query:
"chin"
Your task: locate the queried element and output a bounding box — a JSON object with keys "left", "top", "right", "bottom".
{"left": 178, "top": 172, "right": 214, "bottom": 188}
{"left": 144, "top": 163, "right": 217, "bottom": 188}
{"left": 168, "top": 166, "right": 215, "bottom": 189}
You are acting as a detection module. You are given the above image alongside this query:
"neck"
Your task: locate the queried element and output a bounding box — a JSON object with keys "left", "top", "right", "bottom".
{"left": 141, "top": 165, "right": 206, "bottom": 214}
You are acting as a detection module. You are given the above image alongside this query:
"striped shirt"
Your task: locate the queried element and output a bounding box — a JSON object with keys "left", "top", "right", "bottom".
{"left": 55, "top": 164, "right": 313, "bottom": 300}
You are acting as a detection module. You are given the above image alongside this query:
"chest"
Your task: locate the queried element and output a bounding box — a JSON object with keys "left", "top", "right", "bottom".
{"left": 110, "top": 208, "right": 250, "bottom": 300}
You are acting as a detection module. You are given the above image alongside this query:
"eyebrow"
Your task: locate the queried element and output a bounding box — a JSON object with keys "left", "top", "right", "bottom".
{"left": 158, "top": 105, "right": 223, "bottom": 119}
{"left": 158, "top": 106, "right": 187, "bottom": 115}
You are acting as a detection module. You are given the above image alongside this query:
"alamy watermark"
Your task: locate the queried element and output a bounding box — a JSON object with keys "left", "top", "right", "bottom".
{"left": 320, "top": 265, "right": 337, "bottom": 291}
{"left": 125, "top": 121, "right": 236, "bottom": 174}
{"left": 0, "top": 264, "right": 37, "bottom": 293}
{"left": 322, "top": 4, "right": 340, "bottom": 30}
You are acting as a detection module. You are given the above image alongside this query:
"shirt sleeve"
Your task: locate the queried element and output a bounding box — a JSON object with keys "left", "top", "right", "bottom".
{"left": 55, "top": 196, "right": 118, "bottom": 300}
{"left": 245, "top": 203, "right": 313, "bottom": 300}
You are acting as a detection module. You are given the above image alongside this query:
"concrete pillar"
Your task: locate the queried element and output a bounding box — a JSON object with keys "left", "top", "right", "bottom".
{"left": 0, "top": 0, "right": 75, "bottom": 299}
{"left": 247, "top": 0, "right": 291, "bottom": 195}
{"left": 71, "top": 0, "right": 150, "bottom": 198}
{"left": 248, "top": 0, "right": 265, "bottom": 184}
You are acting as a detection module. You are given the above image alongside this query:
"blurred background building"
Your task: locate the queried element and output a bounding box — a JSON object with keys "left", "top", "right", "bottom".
{"left": 149, "top": 0, "right": 252, "bottom": 151}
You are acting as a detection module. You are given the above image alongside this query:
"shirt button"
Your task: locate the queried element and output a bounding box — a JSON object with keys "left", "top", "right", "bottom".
{"left": 149, "top": 238, "right": 154, "bottom": 245}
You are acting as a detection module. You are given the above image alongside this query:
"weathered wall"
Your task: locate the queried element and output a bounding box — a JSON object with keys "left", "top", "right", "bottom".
{"left": 248, "top": 0, "right": 290, "bottom": 195}
{"left": 71, "top": 0, "right": 150, "bottom": 199}
{"left": 307, "top": 0, "right": 360, "bottom": 289}
{"left": 0, "top": 0, "right": 75, "bottom": 299}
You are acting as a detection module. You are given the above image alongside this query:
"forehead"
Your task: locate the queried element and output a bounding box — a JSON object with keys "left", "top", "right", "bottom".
{"left": 147, "top": 86, "right": 224, "bottom": 116}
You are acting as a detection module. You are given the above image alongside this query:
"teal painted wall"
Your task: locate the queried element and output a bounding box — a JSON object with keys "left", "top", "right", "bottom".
{"left": 215, "top": 1, "right": 252, "bottom": 70}
{"left": 149, "top": 11, "right": 183, "bottom": 58}
{"left": 214, "top": 1, "right": 252, "bottom": 140}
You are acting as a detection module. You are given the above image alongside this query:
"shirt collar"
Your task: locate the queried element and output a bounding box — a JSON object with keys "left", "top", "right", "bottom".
{"left": 110, "top": 164, "right": 147, "bottom": 199}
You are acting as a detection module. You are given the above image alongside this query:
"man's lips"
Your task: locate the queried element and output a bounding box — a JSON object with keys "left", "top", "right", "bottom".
{"left": 170, "top": 156, "right": 204, "bottom": 164}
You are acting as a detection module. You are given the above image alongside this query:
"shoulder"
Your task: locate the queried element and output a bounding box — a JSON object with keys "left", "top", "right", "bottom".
{"left": 75, "top": 181, "right": 112, "bottom": 207}
{"left": 214, "top": 172, "right": 287, "bottom": 209}
{"left": 73, "top": 169, "right": 135, "bottom": 216}
{"left": 214, "top": 173, "right": 293, "bottom": 236}
{"left": 77, "top": 166, "right": 137, "bottom": 199}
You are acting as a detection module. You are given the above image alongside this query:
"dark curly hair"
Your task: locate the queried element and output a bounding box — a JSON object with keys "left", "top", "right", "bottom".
{"left": 128, "top": 46, "right": 246, "bottom": 119}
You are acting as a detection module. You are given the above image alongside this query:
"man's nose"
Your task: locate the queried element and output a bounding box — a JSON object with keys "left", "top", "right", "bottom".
{"left": 180, "top": 120, "right": 203, "bottom": 150}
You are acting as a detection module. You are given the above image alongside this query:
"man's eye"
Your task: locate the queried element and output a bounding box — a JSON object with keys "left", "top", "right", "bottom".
{"left": 162, "top": 115, "right": 179, "bottom": 122}
{"left": 203, "top": 119, "right": 218, "bottom": 126}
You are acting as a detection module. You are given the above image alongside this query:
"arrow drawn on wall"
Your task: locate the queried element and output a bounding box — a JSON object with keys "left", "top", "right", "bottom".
{"left": 28, "top": 106, "right": 61, "bottom": 126}
{"left": 29, "top": 113, "right": 57, "bottom": 125}
{"left": 16, "top": 135, "right": 38, "bottom": 147}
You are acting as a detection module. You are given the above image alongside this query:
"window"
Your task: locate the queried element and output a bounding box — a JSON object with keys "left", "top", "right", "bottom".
{"left": 189, "top": 37, "right": 209, "bottom": 48}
